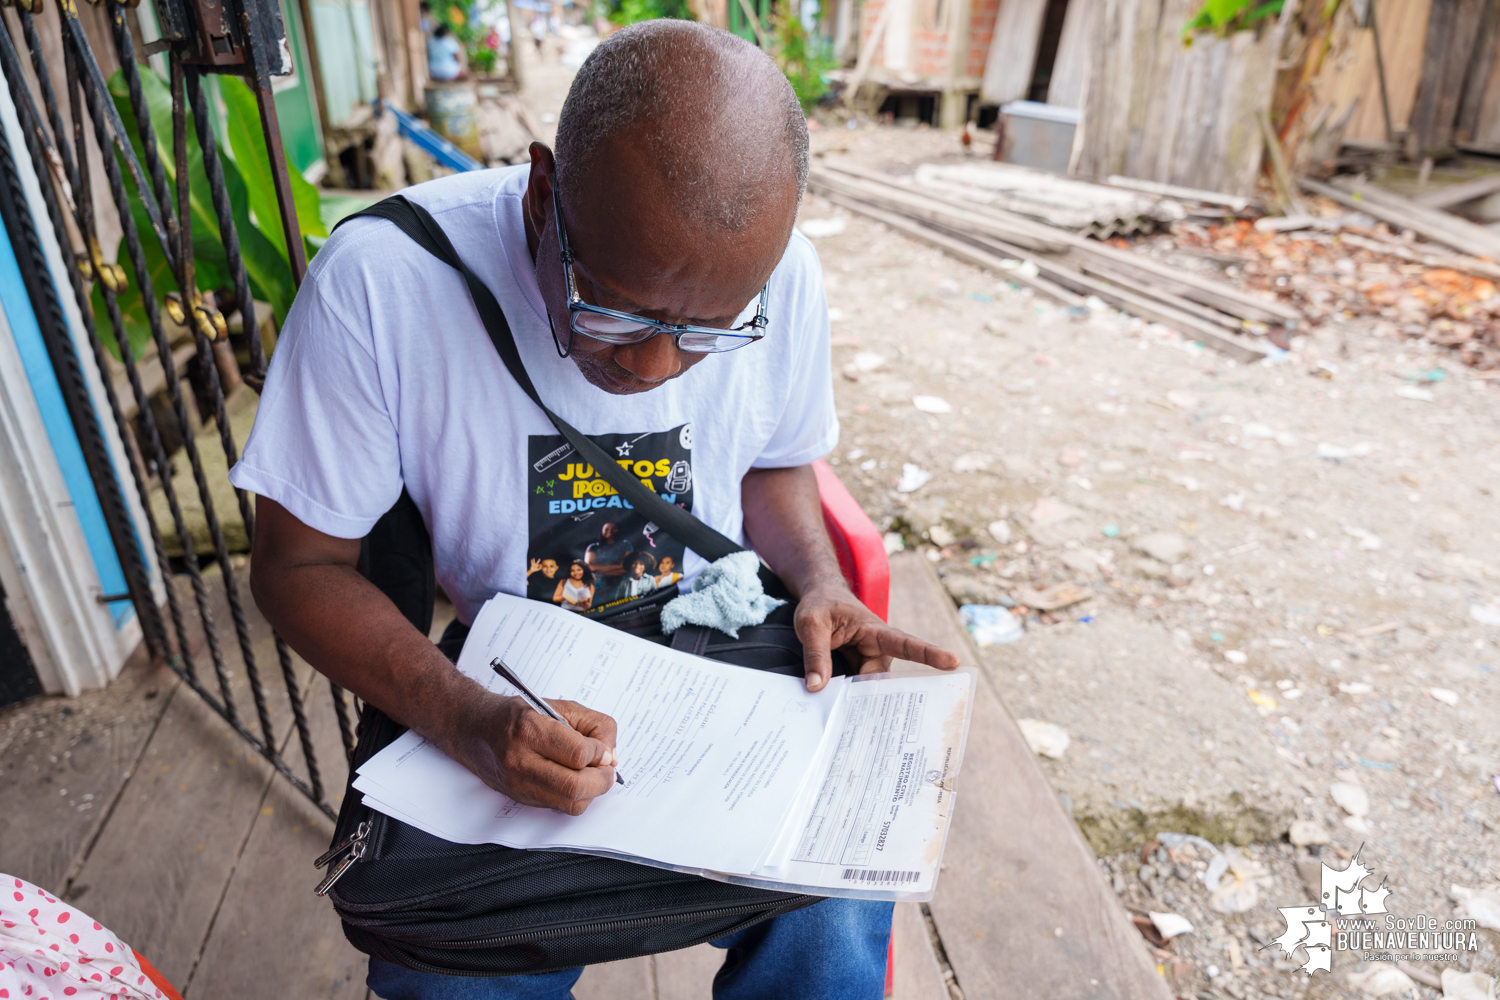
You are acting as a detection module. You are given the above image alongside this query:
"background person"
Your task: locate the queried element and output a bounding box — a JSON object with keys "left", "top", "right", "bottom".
{"left": 428, "top": 23, "right": 465, "bottom": 81}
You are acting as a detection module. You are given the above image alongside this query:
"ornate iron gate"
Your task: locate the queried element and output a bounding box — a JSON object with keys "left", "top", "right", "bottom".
{"left": 0, "top": 0, "right": 353, "bottom": 820}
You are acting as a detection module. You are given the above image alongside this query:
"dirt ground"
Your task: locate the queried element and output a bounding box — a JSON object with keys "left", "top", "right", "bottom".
{"left": 795, "top": 122, "right": 1500, "bottom": 998}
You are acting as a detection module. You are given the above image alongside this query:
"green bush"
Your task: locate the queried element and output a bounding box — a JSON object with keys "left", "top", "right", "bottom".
{"left": 607, "top": 0, "right": 694, "bottom": 27}
{"left": 772, "top": 7, "right": 836, "bottom": 112}
{"left": 1183, "top": 0, "right": 1285, "bottom": 36}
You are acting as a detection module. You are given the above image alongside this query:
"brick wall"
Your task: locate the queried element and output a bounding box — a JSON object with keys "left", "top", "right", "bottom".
{"left": 967, "top": 0, "right": 1001, "bottom": 80}
{"left": 913, "top": 28, "right": 950, "bottom": 76}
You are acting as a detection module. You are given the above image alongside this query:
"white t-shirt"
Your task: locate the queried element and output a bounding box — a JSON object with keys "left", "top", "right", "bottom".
{"left": 229, "top": 166, "right": 838, "bottom": 626}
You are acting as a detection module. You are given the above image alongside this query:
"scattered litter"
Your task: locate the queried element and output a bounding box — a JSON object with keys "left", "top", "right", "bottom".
{"left": 1148, "top": 912, "right": 1194, "bottom": 940}
{"left": 1346, "top": 966, "right": 1416, "bottom": 996}
{"left": 1470, "top": 603, "right": 1500, "bottom": 627}
{"left": 1339, "top": 682, "right": 1374, "bottom": 695}
{"left": 1011, "top": 582, "right": 1092, "bottom": 611}
{"left": 1208, "top": 847, "right": 1265, "bottom": 914}
{"left": 960, "top": 605, "right": 1024, "bottom": 647}
{"left": 1440, "top": 970, "right": 1496, "bottom": 1000}
{"left": 1451, "top": 885, "right": 1500, "bottom": 932}
{"left": 1220, "top": 493, "right": 1245, "bottom": 511}
{"left": 1396, "top": 385, "right": 1435, "bottom": 402}
{"left": 1408, "top": 368, "right": 1447, "bottom": 383}
{"left": 913, "top": 395, "right": 953, "bottom": 414}
{"left": 1317, "top": 442, "right": 1375, "bottom": 460}
{"left": 798, "top": 217, "right": 847, "bottom": 238}
{"left": 1224, "top": 650, "right": 1248, "bottom": 665}
{"left": 1247, "top": 689, "right": 1276, "bottom": 711}
{"left": 895, "top": 464, "right": 932, "bottom": 493}
{"left": 1101, "top": 524, "right": 1120, "bottom": 538}
{"left": 1016, "top": 718, "right": 1070, "bottom": 759}
{"left": 1165, "top": 390, "right": 1200, "bottom": 410}
{"left": 1289, "top": 820, "right": 1331, "bottom": 846}
{"left": 1132, "top": 531, "right": 1190, "bottom": 564}
{"left": 1028, "top": 497, "right": 1084, "bottom": 527}
{"left": 928, "top": 525, "right": 956, "bottom": 547}
{"left": 1331, "top": 781, "right": 1371, "bottom": 817}
{"left": 882, "top": 532, "right": 905, "bottom": 555}
{"left": 1057, "top": 448, "right": 1081, "bottom": 468}
{"left": 1427, "top": 687, "right": 1460, "bottom": 707}
{"left": 951, "top": 452, "right": 991, "bottom": 473}
{"left": 848, "top": 351, "right": 887, "bottom": 372}
{"left": 987, "top": 520, "right": 1012, "bottom": 544}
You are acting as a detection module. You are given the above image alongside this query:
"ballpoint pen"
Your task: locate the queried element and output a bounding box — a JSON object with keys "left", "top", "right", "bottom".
{"left": 491, "top": 658, "right": 626, "bottom": 787}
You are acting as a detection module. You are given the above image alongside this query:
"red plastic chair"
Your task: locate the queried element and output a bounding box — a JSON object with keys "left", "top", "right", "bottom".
{"left": 812, "top": 459, "right": 896, "bottom": 995}
{"left": 813, "top": 459, "right": 890, "bottom": 623}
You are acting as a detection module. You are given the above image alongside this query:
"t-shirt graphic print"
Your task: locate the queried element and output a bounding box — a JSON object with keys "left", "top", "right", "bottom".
{"left": 526, "top": 423, "right": 694, "bottom": 615}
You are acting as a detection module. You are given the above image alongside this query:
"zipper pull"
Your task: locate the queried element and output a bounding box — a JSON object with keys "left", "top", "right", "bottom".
{"left": 314, "top": 838, "right": 367, "bottom": 896}
{"left": 314, "top": 820, "right": 370, "bottom": 870}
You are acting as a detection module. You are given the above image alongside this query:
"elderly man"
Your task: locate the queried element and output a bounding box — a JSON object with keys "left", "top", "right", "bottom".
{"left": 236, "top": 18, "right": 957, "bottom": 1000}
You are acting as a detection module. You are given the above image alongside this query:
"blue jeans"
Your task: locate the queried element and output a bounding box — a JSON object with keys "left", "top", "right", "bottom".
{"left": 368, "top": 898, "right": 894, "bottom": 1000}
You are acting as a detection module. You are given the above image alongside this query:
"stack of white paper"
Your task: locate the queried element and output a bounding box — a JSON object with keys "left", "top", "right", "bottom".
{"left": 355, "top": 594, "right": 972, "bottom": 900}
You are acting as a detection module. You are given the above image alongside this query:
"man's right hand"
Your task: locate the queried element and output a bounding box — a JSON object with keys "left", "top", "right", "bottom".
{"left": 457, "top": 695, "right": 620, "bottom": 816}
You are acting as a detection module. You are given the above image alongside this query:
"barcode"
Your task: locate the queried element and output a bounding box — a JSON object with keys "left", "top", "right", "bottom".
{"left": 842, "top": 868, "right": 921, "bottom": 884}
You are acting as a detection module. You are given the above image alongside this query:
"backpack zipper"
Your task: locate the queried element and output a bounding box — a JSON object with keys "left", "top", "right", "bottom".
{"left": 427, "top": 898, "right": 802, "bottom": 949}
{"left": 314, "top": 820, "right": 371, "bottom": 896}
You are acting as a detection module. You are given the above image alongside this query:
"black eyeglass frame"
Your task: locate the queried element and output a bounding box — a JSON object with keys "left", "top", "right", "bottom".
{"left": 551, "top": 184, "right": 770, "bottom": 355}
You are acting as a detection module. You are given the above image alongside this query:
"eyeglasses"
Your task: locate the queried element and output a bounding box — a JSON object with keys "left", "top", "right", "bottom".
{"left": 552, "top": 185, "right": 769, "bottom": 355}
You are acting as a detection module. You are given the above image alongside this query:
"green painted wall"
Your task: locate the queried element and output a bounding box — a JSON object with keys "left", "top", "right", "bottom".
{"left": 274, "top": 0, "right": 326, "bottom": 174}
{"left": 310, "top": 0, "right": 379, "bottom": 126}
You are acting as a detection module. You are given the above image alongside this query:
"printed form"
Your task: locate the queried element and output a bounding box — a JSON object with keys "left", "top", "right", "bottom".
{"left": 355, "top": 594, "right": 972, "bottom": 899}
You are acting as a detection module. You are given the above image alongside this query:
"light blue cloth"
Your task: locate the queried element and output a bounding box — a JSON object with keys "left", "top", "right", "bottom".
{"left": 660, "top": 551, "right": 784, "bottom": 638}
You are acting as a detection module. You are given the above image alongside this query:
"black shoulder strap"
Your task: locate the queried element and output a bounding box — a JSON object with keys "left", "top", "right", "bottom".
{"left": 337, "top": 197, "right": 742, "bottom": 565}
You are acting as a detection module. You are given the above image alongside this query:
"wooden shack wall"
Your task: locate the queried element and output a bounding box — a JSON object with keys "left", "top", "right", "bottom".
{"left": 1331, "top": 0, "right": 1433, "bottom": 144}
{"left": 1074, "top": 0, "right": 1276, "bottom": 197}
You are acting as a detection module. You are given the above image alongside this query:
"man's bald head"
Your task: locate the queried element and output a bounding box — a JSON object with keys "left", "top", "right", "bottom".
{"left": 554, "top": 20, "right": 808, "bottom": 232}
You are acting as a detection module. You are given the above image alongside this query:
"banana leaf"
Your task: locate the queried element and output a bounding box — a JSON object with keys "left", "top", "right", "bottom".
{"left": 96, "top": 67, "right": 327, "bottom": 356}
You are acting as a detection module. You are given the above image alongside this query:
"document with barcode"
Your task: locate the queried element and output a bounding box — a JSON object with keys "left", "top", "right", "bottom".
{"left": 353, "top": 592, "right": 973, "bottom": 900}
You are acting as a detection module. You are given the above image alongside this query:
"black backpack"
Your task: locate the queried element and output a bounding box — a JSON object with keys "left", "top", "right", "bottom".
{"left": 317, "top": 196, "right": 840, "bottom": 976}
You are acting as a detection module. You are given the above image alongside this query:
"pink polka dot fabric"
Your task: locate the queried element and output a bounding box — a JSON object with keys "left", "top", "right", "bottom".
{"left": 0, "top": 875, "right": 161, "bottom": 1000}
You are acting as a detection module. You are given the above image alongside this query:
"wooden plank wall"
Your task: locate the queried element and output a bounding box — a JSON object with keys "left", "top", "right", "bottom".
{"left": 1455, "top": 0, "right": 1500, "bottom": 151}
{"left": 1331, "top": 0, "right": 1434, "bottom": 145}
{"left": 1074, "top": 0, "right": 1277, "bottom": 197}
{"left": 979, "top": 0, "right": 1048, "bottom": 105}
{"left": 1046, "top": 0, "right": 1095, "bottom": 108}
{"left": 1409, "top": 0, "right": 1491, "bottom": 154}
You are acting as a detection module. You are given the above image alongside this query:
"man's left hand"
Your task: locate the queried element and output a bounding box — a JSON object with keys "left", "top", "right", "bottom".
{"left": 794, "top": 584, "right": 961, "bottom": 692}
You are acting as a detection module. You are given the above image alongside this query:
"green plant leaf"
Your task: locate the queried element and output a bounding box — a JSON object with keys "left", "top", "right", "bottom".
{"left": 219, "top": 74, "right": 326, "bottom": 267}
{"left": 101, "top": 67, "right": 231, "bottom": 357}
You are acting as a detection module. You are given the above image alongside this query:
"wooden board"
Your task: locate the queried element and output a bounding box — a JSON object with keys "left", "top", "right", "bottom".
{"left": 0, "top": 645, "right": 176, "bottom": 892}
{"left": 1076, "top": 0, "right": 1276, "bottom": 198}
{"left": 885, "top": 553, "right": 1169, "bottom": 1000}
{"left": 574, "top": 957, "right": 654, "bottom": 1000}
{"left": 892, "top": 903, "right": 949, "bottom": 1000}
{"left": 980, "top": 0, "right": 1049, "bottom": 104}
{"left": 185, "top": 640, "right": 367, "bottom": 1000}
{"left": 1409, "top": 0, "right": 1489, "bottom": 154}
{"left": 63, "top": 681, "right": 280, "bottom": 986}
{"left": 1340, "top": 0, "right": 1436, "bottom": 144}
{"left": 654, "top": 943, "right": 727, "bottom": 1000}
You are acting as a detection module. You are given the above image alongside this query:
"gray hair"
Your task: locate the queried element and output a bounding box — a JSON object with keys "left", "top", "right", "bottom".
{"left": 554, "top": 20, "right": 809, "bottom": 232}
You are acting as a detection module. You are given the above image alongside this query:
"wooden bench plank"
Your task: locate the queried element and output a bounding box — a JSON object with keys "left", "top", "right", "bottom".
{"left": 0, "top": 644, "right": 175, "bottom": 894}
{"left": 892, "top": 903, "right": 948, "bottom": 1000}
{"left": 185, "top": 651, "right": 367, "bottom": 1000}
{"left": 886, "top": 553, "right": 1169, "bottom": 1000}
{"left": 573, "top": 956, "right": 654, "bottom": 1000}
